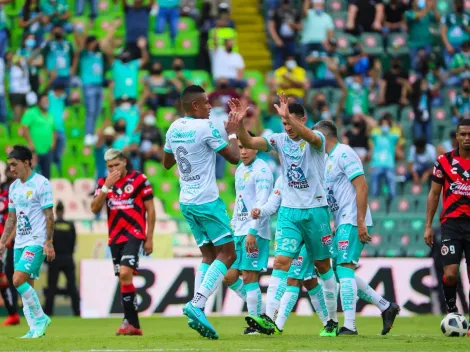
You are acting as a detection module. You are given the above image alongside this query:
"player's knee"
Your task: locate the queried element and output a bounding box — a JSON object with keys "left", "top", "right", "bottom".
{"left": 242, "top": 271, "right": 258, "bottom": 284}
{"left": 314, "top": 259, "right": 331, "bottom": 274}
{"left": 217, "top": 243, "right": 237, "bottom": 267}
{"left": 273, "top": 256, "right": 291, "bottom": 271}
{"left": 12, "top": 274, "right": 26, "bottom": 288}
{"left": 119, "top": 267, "right": 133, "bottom": 284}
{"left": 443, "top": 272, "right": 458, "bottom": 285}
{"left": 303, "top": 277, "right": 318, "bottom": 291}
{"left": 287, "top": 277, "right": 301, "bottom": 287}
{"left": 223, "top": 269, "right": 239, "bottom": 286}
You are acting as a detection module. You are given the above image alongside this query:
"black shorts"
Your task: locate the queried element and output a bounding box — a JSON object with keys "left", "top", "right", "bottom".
{"left": 440, "top": 219, "right": 470, "bottom": 267}
{"left": 9, "top": 93, "right": 27, "bottom": 107}
{"left": 109, "top": 237, "right": 143, "bottom": 276}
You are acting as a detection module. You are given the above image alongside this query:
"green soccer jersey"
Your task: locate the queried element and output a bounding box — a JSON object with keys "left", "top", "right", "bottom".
{"left": 450, "top": 52, "right": 470, "bottom": 79}
{"left": 405, "top": 10, "right": 434, "bottom": 48}
{"left": 43, "top": 40, "right": 74, "bottom": 77}
{"left": 79, "top": 50, "right": 104, "bottom": 86}
{"left": 41, "top": 0, "right": 69, "bottom": 25}
{"left": 21, "top": 107, "right": 56, "bottom": 155}
{"left": 441, "top": 12, "right": 470, "bottom": 47}
{"left": 307, "top": 51, "right": 346, "bottom": 80}
{"left": 345, "top": 83, "right": 369, "bottom": 116}
{"left": 48, "top": 90, "right": 66, "bottom": 133}
{"left": 370, "top": 131, "right": 400, "bottom": 169}
{"left": 112, "top": 59, "right": 139, "bottom": 99}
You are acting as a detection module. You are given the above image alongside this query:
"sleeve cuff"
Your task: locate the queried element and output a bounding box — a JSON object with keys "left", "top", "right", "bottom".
{"left": 348, "top": 171, "right": 364, "bottom": 181}
{"left": 262, "top": 136, "right": 272, "bottom": 152}
{"left": 8, "top": 207, "right": 15, "bottom": 211}
{"left": 248, "top": 228, "right": 258, "bottom": 236}
{"left": 313, "top": 131, "right": 325, "bottom": 151}
{"left": 142, "top": 194, "right": 154, "bottom": 201}
{"left": 41, "top": 204, "right": 54, "bottom": 210}
{"left": 214, "top": 141, "right": 228, "bottom": 152}
{"left": 163, "top": 147, "right": 173, "bottom": 153}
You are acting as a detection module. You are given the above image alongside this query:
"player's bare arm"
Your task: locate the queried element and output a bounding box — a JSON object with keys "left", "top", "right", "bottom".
{"left": 163, "top": 152, "right": 176, "bottom": 170}
{"left": 352, "top": 175, "right": 372, "bottom": 243}
{"left": 424, "top": 181, "right": 442, "bottom": 247}
{"left": 90, "top": 170, "right": 121, "bottom": 214}
{"left": 217, "top": 104, "right": 244, "bottom": 164}
{"left": 0, "top": 210, "right": 16, "bottom": 254}
{"left": 43, "top": 207, "right": 56, "bottom": 262}
{"left": 275, "top": 93, "right": 322, "bottom": 149}
{"left": 144, "top": 199, "right": 156, "bottom": 255}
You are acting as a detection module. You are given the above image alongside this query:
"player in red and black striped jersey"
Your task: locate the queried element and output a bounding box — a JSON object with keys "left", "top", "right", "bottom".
{"left": 0, "top": 166, "right": 20, "bottom": 326}
{"left": 91, "top": 149, "right": 156, "bottom": 336}
{"left": 425, "top": 119, "right": 470, "bottom": 329}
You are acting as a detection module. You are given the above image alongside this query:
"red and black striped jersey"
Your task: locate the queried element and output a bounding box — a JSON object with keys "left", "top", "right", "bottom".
{"left": 0, "top": 187, "right": 8, "bottom": 236}
{"left": 431, "top": 149, "right": 470, "bottom": 223}
{"left": 94, "top": 171, "right": 154, "bottom": 245}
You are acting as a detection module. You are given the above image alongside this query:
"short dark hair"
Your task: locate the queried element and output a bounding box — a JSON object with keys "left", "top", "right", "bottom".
{"left": 414, "top": 138, "right": 427, "bottom": 149}
{"left": 181, "top": 85, "right": 205, "bottom": 111}
{"left": 8, "top": 145, "right": 33, "bottom": 162}
{"left": 457, "top": 118, "right": 470, "bottom": 131}
{"left": 313, "top": 120, "right": 338, "bottom": 138}
{"left": 288, "top": 103, "right": 305, "bottom": 117}
{"left": 56, "top": 200, "right": 64, "bottom": 212}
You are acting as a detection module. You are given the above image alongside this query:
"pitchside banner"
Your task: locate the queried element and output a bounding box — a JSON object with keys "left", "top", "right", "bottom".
{"left": 80, "top": 258, "right": 470, "bottom": 318}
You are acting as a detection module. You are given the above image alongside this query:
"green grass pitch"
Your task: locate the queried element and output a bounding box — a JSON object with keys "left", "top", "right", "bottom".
{"left": 0, "top": 315, "right": 468, "bottom": 351}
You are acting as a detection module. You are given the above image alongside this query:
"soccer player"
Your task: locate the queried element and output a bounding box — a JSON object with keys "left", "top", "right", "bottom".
{"left": 91, "top": 149, "right": 156, "bottom": 336}
{"left": 314, "top": 120, "right": 400, "bottom": 335}
{"left": 425, "top": 119, "right": 470, "bottom": 332}
{"left": 251, "top": 177, "right": 329, "bottom": 334}
{"left": 0, "top": 166, "right": 20, "bottom": 326}
{"left": 223, "top": 132, "right": 273, "bottom": 335}
{"left": 0, "top": 145, "right": 55, "bottom": 338}
{"left": 162, "top": 85, "right": 242, "bottom": 339}
{"left": 236, "top": 94, "right": 338, "bottom": 336}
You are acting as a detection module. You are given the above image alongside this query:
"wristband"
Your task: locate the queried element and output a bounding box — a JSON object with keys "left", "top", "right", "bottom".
{"left": 101, "top": 185, "right": 109, "bottom": 193}
{"left": 228, "top": 133, "right": 237, "bottom": 140}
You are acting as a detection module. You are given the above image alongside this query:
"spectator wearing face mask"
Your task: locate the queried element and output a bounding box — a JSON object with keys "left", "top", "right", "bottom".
{"left": 8, "top": 53, "right": 32, "bottom": 122}
{"left": 274, "top": 55, "right": 308, "bottom": 103}
{"left": 406, "top": 138, "right": 436, "bottom": 185}
{"left": 208, "top": 78, "right": 241, "bottom": 113}
{"left": 16, "top": 33, "right": 43, "bottom": 94}
{"left": 451, "top": 78, "right": 470, "bottom": 123}
{"left": 346, "top": 0, "right": 384, "bottom": 34}
{"left": 21, "top": 94, "right": 57, "bottom": 179}
{"left": 155, "top": 0, "right": 180, "bottom": 46}
{"left": 42, "top": 24, "right": 76, "bottom": 93}
{"left": 19, "top": 0, "right": 45, "bottom": 44}
{"left": 139, "top": 111, "right": 163, "bottom": 164}
{"left": 42, "top": 0, "right": 73, "bottom": 33}
{"left": 113, "top": 99, "right": 141, "bottom": 140}
{"left": 211, "top": 38, "right": 246, "bottom": 89}
{"left": 110, "top": 37, "right": 149, "bottom": 101}
{"left": 378, "top": 56, "right": 410, "bottom": 106}
{"left": 268, "top": 0, "right": 302, "bottom": 69}
{"left": 300, "top": 0, "right": 334, "bottom": 66}
{"left": 170, "top": 57, "right": 192, "bottom": 90}
{"left": 417, "top": 52, "right": 445, "bottom": 105}
{"left": 94, "top": 125, "right": 116, "bottom": 179}
{"left": 369, "top": 115, "right": 401, "bottom": 201}
{"left": 47, "top": 82, "right": 66, "bottom": 176}
{"left": 144, "top": 61, "right": 176, "bottom": 109}
{"left": 343, "top": 114, "right": 377, "bottom": 163}
{"left": 405, "top": 0, "right": 440, "bottom": 70}
{"left": 450, "top": 40, "right": 470, "bottom": 85}
{"left": 112, "top": 118, "right": 133, "bottom": 151}
{"left": 180, "top": 0, "right": 199, "bottom": 21}
{"left": 440, "top": 0, "right": 469, "bottom": 68}
{"left": 311, "top": 92, "right": 331, "bottom": 122}
{"left": 411, "top": 78, "right": 433, "bottom": 144}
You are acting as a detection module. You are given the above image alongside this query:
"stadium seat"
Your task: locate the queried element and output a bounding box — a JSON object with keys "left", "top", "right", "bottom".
{"left": 157, "top": 107, "right": 177, "bottom": 132}
{"left": 360, "top": 33, "right": 384, "bottom": 56}
{"left": 387, "top": 33, "right": 409, "bottom": 55}
{"left": 51, "top": 179, "right": 74, "bottom": 197}
{"left": 175, "top": 31, "right": 200, "bottom": 56}
{"left": 149, "top": 33, "right": 175, "bottom": 56}
{"left": 178, "top": 17, "right": 196, "bottom": 32}
{"left": 331, "top": 12, "right": 347, "bottom": 31}
{"left": 327, "top": 0, "right": 347, "bottom": 12}
{"left": 369, "top": 197, "right": 386, "bottom": 214}
{"left": 335, "top": 33, "right": 356, "bottom": 55}
{"left": 74, "top": 178, "right": 96, "bottom": 197}
{"left": 244, "top": 70, "right": 264, "bottom": 88}
{"left": 251, "top": 86, "right": 269, "bottom": 111}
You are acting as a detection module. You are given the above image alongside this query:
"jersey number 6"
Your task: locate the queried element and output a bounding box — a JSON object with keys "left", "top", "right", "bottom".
{"left": 175, "top": 146, "right": 192, "bottom": 175}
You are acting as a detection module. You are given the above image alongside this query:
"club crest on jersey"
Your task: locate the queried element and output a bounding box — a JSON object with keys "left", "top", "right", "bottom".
{"left": 124, "top": 185, "right": 134, "bottom": 194}
{"left": 321, "top": 235, "right": 332, "bottom": 246}
{"left": 326, "top": 188, "right": 339, "bottom": 212}
{"left": 287, "top": 164, "right": 309, "bottom": 189}
{"left": 236, "top": 196, "right": 249, "bottom": 221}
{"left": 246, "top": 248, "right": 259, "bottom": 259}
{"left": 26, "top": 190, "right": 33, "bottom": 199}
{"left": 292, "top": 256, "right": 303, "bottom": 267}
{"left": 433, "top": 167, "right": 443, "bottom": 178}
{"left": 23, "top": 250, "right": 35, "bottom": 262}
{"left": 338, "top": 240, "right": 349, "bottom": 251}
{"left": 441, "top": 245, "right": 449, "bottom": 256}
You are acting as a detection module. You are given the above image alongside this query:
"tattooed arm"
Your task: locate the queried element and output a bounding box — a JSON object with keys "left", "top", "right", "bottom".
{"left": 43, "top": 207, "right": 56, "bottom": 262}
{"left": 0, "top": 211, "right": 17, "bottom": 252}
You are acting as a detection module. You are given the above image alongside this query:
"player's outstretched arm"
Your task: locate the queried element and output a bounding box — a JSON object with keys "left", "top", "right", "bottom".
{"left": 424, "top": 181, "right": 442, "bottom": 247}
{"left": 352, "top": 175, "right": 372, "bottom": 243}
{"left": 0, "top": 210, "right": 16, "bottom": 254}
{"left": 275, "top": 93, "right": 323, "bottom": 149}
{"left": 144, "top": 199, "right": 156, "bottom": 255}
{"left": 43, "top": 207, "right": 56, "bottom": 262}
{"left": 162, "top": 151, "right": 176, "bottom": 170}
{"left": 218, "top": 109, "right": 242, "bottom": 164}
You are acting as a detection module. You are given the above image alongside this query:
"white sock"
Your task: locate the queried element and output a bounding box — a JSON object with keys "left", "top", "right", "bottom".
{"left": 337, "top": 266, "right": 357, "bottom": 331}
{"left": 275, "top": 286, "right": 299, "bottom": 330}
{"left": 319, "top": 269, "right": 338, "bottom": 322}
{"left": 195, "top": 262, "right": 210, "bottom": 293}
{"left": 266, "top": 269, "right": 288, "bottom": 320}
{"left": 22, "top": 298, "right": 35, "bottom": 330}
{"left": 308, "top": 284, "right": 328, "bottom": 326}
{"left": 18, "top": 283, "right": 44, "bottom": 320}
{"left": 191, "top": 260, "right": 227, "bottom": 309}
{"left": 229, "top": 277, "right": 247, "bottom": 301}
{"left": 356, "top": 276, "right": 390, "bottom": 312}
{"left": 245, "top": 282, "right": 262, "bottom": 316}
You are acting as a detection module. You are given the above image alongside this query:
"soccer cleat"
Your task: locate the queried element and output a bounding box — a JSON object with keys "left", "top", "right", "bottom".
{"left": 183, "top": 302, "right": 219, "bottom": 340}
{"left": 243, "top": 326, "right": 259, "bottom": 335}
{"left": 338, "top": 326, "right": 358, "bottom": 335}
{"left": 381, "top": 302, "right": 400, "bottom": 335}
{"left": 320, "top": 320, "right": 338, "bottom": 337}
{"left": 3, "top": 313, "right": 20, "bottom": 326}
{"left": 245, "top": 314, "right": 275, "bottom": 335}
{"left": 32, "top": 315, "right": 51, "bottom": 338}
{"left": 116, "top": 319, "right": 129, "bottom": 335}
{"left": 116, "top": 319, "right": 143, "bottom": 336}
{"left": 19, "top": 330, "right": 35, "bottom": 339}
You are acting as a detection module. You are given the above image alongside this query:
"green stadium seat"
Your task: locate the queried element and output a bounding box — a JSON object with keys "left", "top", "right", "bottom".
{"left": 387, "top": 33, "right": 409, "bottom": 55}
{"left": 390, "top": 196, "right": 413, "bottom": 213}
{"left": 157, "top": 107, "right": 176, "bottom": 132}
{"left": 178, "top": 17, "right": 196, "bottom": 32}
{"left": 94, "top": 16, "right": 124, "bottom": 40}
{"left": 335, "top": 33, "right": 356, "bottom": 55}
{"left": 251, "top": 86, "right": 269, "bottom": 112}
{"left": 360, "top": 33, "right": 384, "bottom": 56}
{"left": 327, "top": 0, "right": 347, "bottom": 12}
{"left": 369, "top": 197, "right": 386, "bottom": 214}
{"left": 175, "top": 31, "right": 200, "bottom": 56}
{"left": 97, "top": 0, "right": 121, "bottom": 16}
{"left": 331, "top": 12, "right": 347, "bottom": 31}
{"left": 244, "top": 70, "right": 264, "bottom": 88}
{"left": 149, "top": 32, "right": 175, "bottom": 56}
{"left": 432, "top": 108, "right": 449, "bottom": 141}
{"left": 190, "top": 70, "right": 214, "bottom": 91}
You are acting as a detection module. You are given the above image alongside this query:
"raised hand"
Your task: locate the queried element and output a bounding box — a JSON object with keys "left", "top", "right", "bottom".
{"left": 224, "top": 109, "right": 241, "bottom": 135}
{"left": 228, "top": 98, "right": 249, "bottom": 122}
{"left": 274, "top": 92, "right": 289, "bottom": 118}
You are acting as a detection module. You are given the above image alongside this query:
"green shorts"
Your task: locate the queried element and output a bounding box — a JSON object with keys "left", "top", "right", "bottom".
{"left": 288, "top": 245, "right": 316, "bottom": 281}
{"left": 231, "top": 235, "right": 269, "bottom": 272}
{"left": 180, "top": 198, "right": 233, "bottom": 247}
{"left": 14, "top": 246, "right": 46, "bottom": 280}
{"left": 276, "top": 206, "right": 335, "bottom": 261}
{"left": 334, "top": 224, "right": 372, "bottom": 267}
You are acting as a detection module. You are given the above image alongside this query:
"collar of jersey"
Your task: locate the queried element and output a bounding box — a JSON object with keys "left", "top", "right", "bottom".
{"left": 183, "top": 116, "right": 195, "bottom": 120}
{"left": 329, "top": 142, "right": 340, "bottom": 156}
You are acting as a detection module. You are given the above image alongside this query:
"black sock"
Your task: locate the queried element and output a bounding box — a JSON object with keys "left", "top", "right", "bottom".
{"left": 0, "top": 285, "right": 17, "bottom": 315}
{"left": 121, "top": 284, "right": 140, "bottom": 329}
{"left": 442, "top": 275, "right": 457, "bottom": 313}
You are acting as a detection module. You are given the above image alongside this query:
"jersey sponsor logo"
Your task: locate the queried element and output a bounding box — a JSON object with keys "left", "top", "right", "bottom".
{"left": 23, "top": 250, "right": 35, "bottom": 262}
{"left": 246, "top": 248, "right": 259, "bottom": 259}
{"left": 441, "top": 245, "right": 449, "bottom": 256}
{"left": 287, "top": 164, "right": 309, "bottom": 189}
{"left": 124, "top": 185, "right": 134, "bottom": 194}
{"left": 338, "top": 240, "right": 349, "bottom": 251}
{"left": 326, "top": 188, "right": 339, "bottom": 212}
{"left": 269, "top": 138, "right": 276, "bottom": 146}
{"left": 108, "top": 198, "right": 135, "bottom": 210}
{"left": 291, "top": 255, "right": 303, "bottom": 267}
{"left": 274, "top": 189, "right": 281, "bottom": 196}
{"left": 321, "top": 234, "right": 332, "bottom": 246}
{"left": 236, "top": 196, "right": 249, "bottom": 221}
{"left": 170, "top": 129, "right": 196, "bottom": 143}
{"left": 449, "top": 180, "right": 470, "bottom": 196}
